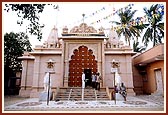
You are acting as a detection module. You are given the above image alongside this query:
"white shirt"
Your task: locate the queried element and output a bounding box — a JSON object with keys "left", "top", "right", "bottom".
{"left": 82, "top": 73, "right": 85, "bottom": 81}
{"left": 82, "top": 73, "right": 85, "bottom": 88}
{"left": 92, "top": 75, "right": 96, "bottom": 82}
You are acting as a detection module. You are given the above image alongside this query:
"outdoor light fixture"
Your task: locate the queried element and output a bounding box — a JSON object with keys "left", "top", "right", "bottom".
{"left": 111, "top": 59, "right": 120, "bottom": 104}
{"left": 46, "top": 59, "right": 55, "bottom": 105}
{"left": 47, "top": 59, "right": 55, "bottom": 69}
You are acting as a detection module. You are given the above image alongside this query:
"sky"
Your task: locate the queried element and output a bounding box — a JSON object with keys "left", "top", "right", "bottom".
{"left": 2, "top": 2, "right": 165, "bottom": 49}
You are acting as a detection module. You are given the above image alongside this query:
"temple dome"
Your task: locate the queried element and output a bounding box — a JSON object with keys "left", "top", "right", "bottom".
{"left": 105, "top": 28, "right": 124, "bottom": 48}
{"left": 108, "top": 29, "right": 119, "bottom": 43}
{"left": 47, "top": 26, "right": 59, "bottom": 44}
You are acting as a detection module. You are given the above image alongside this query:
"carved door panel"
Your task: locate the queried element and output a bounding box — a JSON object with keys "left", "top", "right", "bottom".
{"left": 68, "top": 45, "right": 97, "bottom": 87}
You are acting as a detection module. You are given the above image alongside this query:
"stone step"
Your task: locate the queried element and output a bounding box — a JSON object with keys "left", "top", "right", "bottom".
{"left": 97, "top": 91, "right": 107, "bottom": 94}
{"left": 84, "top": 92, "right": 95, "bottom": 94}
{"left": 55, "top": 88, "right": 110, "bottom": 101}
{"left": 97, "top": 96, "right": 109, "bottom": 99}
{"left": 96, "top": 91, "right": 109, "bottom": 100}
{"left": 56, "top": 94, "right": 69, "bottom": 97}
{"left": 69, "top": 98, "right": 81, "bottom": 101}
{"left": 71, "top": 90, "right": 80, "bottom": 91}
{"left": 71, "top": 94, "right": 81, "bottom": 96}
{"left": 71, "top": 92, "right": 82, "bottom": 94}
{"left": 97, "top": 98, "right": 109, "bottom": 100}
{"left": 70, "top": 97, "right": 82, "bottom": 99}
{"left": 84, "top": 95, "right": 95, "bottom": 98}
{"left": 84, "top": 98, "right": 96, "bottom": 100}
{"left": 55, "top": 98, "right": 68, "bottom": 101}
{"left": 57, "top": 93, "right": 69, "bottom": 95}
{"left": 97, "top": 94, "right": 108, "bottom": 97}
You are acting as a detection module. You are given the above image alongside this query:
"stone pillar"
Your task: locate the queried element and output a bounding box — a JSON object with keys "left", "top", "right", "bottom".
{"left": 30, "top": 56, "right": 41, "bottom": 97}
{"left": 19, "top": 60, "right": 29, "bottom": 97}
{"left": 64, "top": 60, "right": 69, "bottom": 87}
{"left": 63, "top": 42, "right": 69, "bottom": 87}
{"left": 125, "top": 55, "right": 135, "bottom": 96}
{"left": 21, "top": 60, "right": 28, "bottom": 89}
{"left": 60, "top": 41, "right": 64, "bottom": 87}
{"left": 101, "top": 41, "right": 105, "bottom": 88}
{"left": 97, "top": 43, "right": 101, "bottom": 73}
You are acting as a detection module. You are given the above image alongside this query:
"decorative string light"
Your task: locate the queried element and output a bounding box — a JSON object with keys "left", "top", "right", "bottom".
{"left": 57, "top": 4, "right": 164, "bottom": 31}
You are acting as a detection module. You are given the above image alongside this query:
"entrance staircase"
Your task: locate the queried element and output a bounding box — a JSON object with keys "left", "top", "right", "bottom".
{"left": 55, "top": 87, "right": 109, "bottom": 101}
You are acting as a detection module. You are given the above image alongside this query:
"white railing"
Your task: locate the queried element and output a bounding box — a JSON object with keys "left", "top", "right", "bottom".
{"left": 94, "top": 89, "right": 97, "bottom": 101}
{"left": 82, "top": 88, "right": 84, "bottom": 101}
{"left": 68, "top": 89, "right": 72, "bottom": 101}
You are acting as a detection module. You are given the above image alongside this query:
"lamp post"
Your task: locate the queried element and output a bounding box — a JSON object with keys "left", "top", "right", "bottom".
{"left": 46, "top": 59, "right": 55, "bottom": 105}
{"left": 111, "top": 59, "right": 119, "bottom": 104}
{"left": 47, "top": 72, "right": 50, "bottom": 105}
{"left": 113, "top": 71, "right": 116, "bottom": 104}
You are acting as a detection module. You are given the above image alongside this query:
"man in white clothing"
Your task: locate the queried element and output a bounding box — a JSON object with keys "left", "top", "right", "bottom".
{"left": 82, "top": 72, "right": 85, "bottom": 88}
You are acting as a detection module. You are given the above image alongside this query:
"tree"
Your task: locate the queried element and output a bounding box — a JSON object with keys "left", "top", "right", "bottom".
{"left": 4, "top": 32, "right": 32, "bottom": 94}
{"left": 111, "top": 6, "right": 145, "bottom": 46}
{"left": 133, "top": 41, "right": 146, "bottom": 53}
{"left": 4, "top": 4, "right": 59, "bottom": 41}
{"left": 142, "top": 4, "right": 164, "bottom": 47}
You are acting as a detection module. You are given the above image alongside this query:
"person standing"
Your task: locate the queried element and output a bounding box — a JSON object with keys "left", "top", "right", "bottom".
{"left": 82, "top": 72, "right": 85, "bottom": 89}
{"left": 112, "top": 85, "right": 119, "bottom": 100}
{"left": 91, "top": 72, "right": 96, "bottom": 89}
{"left": 96, "top": 72, "right": 101, "bottom": 90}
{"left": 119, "top": 82, "right": 127, "bottom": 101}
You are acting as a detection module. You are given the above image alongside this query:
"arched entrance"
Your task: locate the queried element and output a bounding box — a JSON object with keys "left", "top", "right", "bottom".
{"left": 68, "top": 45, "right": 97, "bottom": 87}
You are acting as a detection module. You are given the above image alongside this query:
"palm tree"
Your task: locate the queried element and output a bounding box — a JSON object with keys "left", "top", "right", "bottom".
{"left": 111, "top": 6, "right": 145, "bottom": 46}
{"left": 143, "top": 4, "right": 164, "bottom": 47}
{"left": 133, "top": 41, "right": 146, "bottom": 53}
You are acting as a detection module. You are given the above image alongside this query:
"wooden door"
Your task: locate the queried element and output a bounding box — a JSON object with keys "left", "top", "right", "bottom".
{"left": 68, "top": 45, "right": 97, "bottom": 87}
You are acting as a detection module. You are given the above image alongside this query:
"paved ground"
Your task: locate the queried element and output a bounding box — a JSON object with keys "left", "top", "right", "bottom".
{"left": 3, "top": 94, "right": 165, "bottom": 113}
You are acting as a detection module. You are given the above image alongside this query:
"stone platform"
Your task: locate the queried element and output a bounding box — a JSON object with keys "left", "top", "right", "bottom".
{"left": 39, "top": 91, "right": 53, "bottom": 102}
{"left": 4, "top": 95, "right": 165, "bottom": 112}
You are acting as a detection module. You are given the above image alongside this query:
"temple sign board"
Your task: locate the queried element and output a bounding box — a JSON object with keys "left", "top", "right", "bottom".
{"left": 111, "top": 68, "right": 118, "bottom": 73}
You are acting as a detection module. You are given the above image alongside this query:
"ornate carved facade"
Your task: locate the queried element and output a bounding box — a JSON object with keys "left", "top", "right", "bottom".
{"left": 69, "top": 23, "right": 97, "bottom": 33}
{"left": 19, "top": 23, "right": 135, "bottom": 97}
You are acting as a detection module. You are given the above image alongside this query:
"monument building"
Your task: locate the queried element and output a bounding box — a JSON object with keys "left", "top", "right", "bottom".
{"left": 18, "top": 23, "right": 135, "bottom": 97}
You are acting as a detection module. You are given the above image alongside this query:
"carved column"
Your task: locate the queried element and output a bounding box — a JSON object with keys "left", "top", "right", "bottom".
{"left": 97, "top": 43, "right": 101, "bottom": 73}
{"left": 63, "top": 42, "right": 69, "bottom": 87}
{"left": 125, "top": 55, "right": 135, "bottom": 95}
{"left": 101, "top": 41, "right": 105, "bottom": 87}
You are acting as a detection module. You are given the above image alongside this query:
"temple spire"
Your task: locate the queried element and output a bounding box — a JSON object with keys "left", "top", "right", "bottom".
{"left": 82, "top": 14, "right": 85, "bottom": 33}
{"left": 53, "top": 4, "right": 59, "bottom": 28}
{"left": 82, "top": 13, "right": 85, "bottom": 23}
